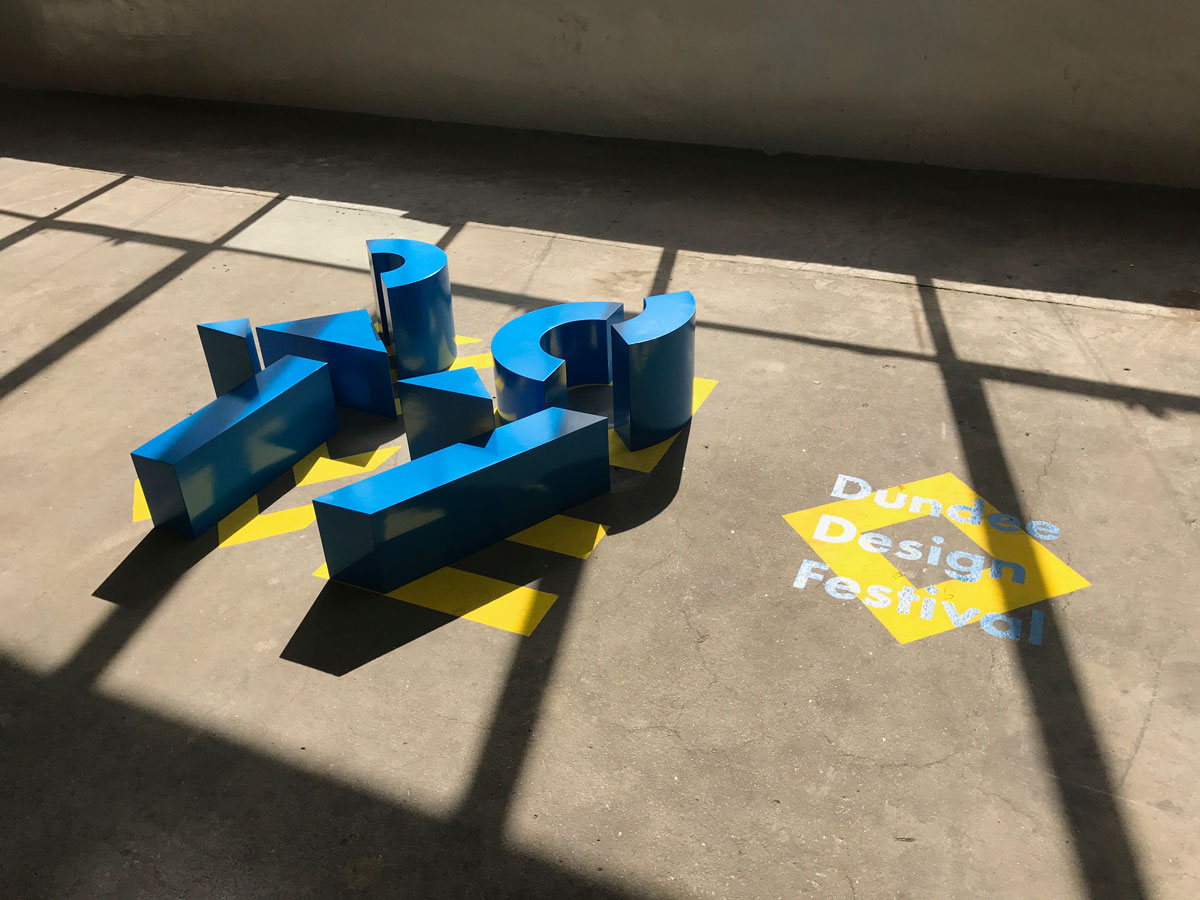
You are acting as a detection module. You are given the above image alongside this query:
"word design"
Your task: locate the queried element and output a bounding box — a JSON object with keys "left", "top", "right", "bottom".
{"left": 783, "top": 473, "right": 1089, "bottom": 645}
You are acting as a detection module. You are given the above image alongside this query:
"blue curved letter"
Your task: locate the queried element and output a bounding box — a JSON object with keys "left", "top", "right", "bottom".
{"left": 492, "top": 302, "right": 623, "bottom": 422}
{"left": 366, "top": 238, "right": 456, "bottom": 377}
{"left": 612, "top": 290, "right": 696, "bottom": 450}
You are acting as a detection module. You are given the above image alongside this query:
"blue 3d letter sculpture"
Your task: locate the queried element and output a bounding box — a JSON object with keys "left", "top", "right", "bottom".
{"left": 492, "top": 301, "right": 623, "bottom": 422}
{"left": 367, "top": 238, "right": 456, "bottom": 377}
{"left": 395, "top": 368, "right": 496, "bottom": 459}
{"left": 612, "top": 290, "right": 696, "bottom": 450}
{"left": 257, "top": 309, "right": 395, "bottom": 418}
{"left": 197, "top": 318, "right": 261, "bottom": 396}
{"left": 130, "top": 234, "right": 701, "bottom": 630}
{"left": 313, "top": 407, "right": 610, "bottom": 593}
{"left": 131, "top": 356, "right": 338, "bottom": 537}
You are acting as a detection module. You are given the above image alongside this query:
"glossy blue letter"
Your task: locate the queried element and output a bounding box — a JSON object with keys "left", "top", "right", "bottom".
{"left": 612, "top": 290, "right": 696, "bottom": 449}
{"left": 132, "top": 356, "right": 338, "bottom": 537}
{"left": 313, "top": 407, "right": 609, "bottom": 593}
{"left": 492, "top": 302, "right": 623, "bottom": 422}
{"left": 366, "top": 238, "right": 456, "bottom": 377}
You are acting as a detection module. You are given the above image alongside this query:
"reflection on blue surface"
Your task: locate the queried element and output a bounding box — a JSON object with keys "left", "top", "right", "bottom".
{"left": 257, "top": 309, "right": 395, "bottom": 418}
{"left": 132, "top": 356, "right": 338, "bottom": 537}
{"left": 396, "top": 367, "right": 496, "bottom": 459}
{"left": 612, "top": 291, "right": 696, "bottom": 450}
{"left": 198, "top": 318, "right": 261, "bottom": 396}
{"left": 313, "top": 407, "right": 610, "bottom": 593}
{"left": 366, "top": 238, "right": 456, "bottom": 377}
{"left": 492, "top": 301, "right": 623, "bottom": 422}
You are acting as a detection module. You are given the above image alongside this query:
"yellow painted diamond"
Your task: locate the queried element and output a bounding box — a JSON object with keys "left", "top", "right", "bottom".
{"left": 783, "top": 472, "right": 1089, "bottom": 644}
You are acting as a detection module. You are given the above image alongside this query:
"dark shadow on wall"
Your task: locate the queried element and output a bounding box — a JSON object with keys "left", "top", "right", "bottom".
{"left": 1, "top": 89, "right": 1198, "bottom": 311}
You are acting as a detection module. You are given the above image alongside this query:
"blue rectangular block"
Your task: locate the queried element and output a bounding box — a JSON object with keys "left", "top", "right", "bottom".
{"left": 198, "top": 318, "right": 261, "bottom": 396}
{"left": 313, "top": 407, "right": 609, "bottom": 593}
{"left": 396, "top": 367, "right": 495, "bottom": 459}
{"left": 257, "top": 310, "right": 395, "bottom": 418}
{"left": 131, "top": 356, "right": 338, "bottom": 537}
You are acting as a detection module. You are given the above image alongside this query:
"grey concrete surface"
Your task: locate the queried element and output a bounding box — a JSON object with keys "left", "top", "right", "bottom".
{"left": 2, "top": 4, "right": 1200, "bottom": 188}
{"left": 0, "top": 91, "right": 1198, "bottom": 899}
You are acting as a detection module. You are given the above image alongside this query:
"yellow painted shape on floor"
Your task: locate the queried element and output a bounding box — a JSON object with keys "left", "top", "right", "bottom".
{"left": 313, "top": 563, "right": 557, "bottom": 636}
{"left": 292, "top": 443, "right": 401, "bottom": 487}
{"left": 608, "top": 377, "right": 718, "bottom": 472}
{"left": 692, "top": 377, "right": 719, "bottom": 414}
{"left": 218, "top": 496, "right": 316, "bottom": 547}
{"left": 216, "top": 496, "right": 259, "bottom": 544}
{"left": 455, "top": 335, "right": 483, "bottom": 346}
{"left": 132, "top": 479, "right": 151, "bottom": 523}
{"left": 133, "top": 435, "right": 405, "bottom": 525}
{"left": 783, "top": 472, "right": 1090, "bottom": 645}
{"left": 608, "top": 430, "right": 676, "bottom": 473}
{"left": 508, "top": 514, "right": 608, "bottom": 559}
{"left": 449, "top": 351, "right": 494, "bottom": 371}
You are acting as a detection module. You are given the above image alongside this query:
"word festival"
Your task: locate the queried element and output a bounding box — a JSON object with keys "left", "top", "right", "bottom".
{"left": 792, "top": 473, "right": 1073, "bottom": 646}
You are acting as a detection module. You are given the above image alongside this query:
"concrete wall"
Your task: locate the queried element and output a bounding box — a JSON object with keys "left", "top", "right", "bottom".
{"left": 3, "top": 2, "right": 1200, "bottom": 188}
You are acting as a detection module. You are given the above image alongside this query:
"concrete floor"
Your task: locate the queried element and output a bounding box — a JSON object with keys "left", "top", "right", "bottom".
{"left": 1, "top": 90, "right": 1198, "bottom": 900}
